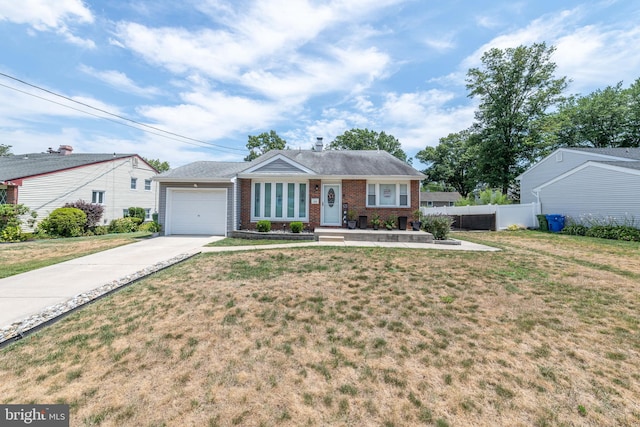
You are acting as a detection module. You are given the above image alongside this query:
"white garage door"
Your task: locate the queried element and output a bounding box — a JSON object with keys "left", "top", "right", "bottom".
{"left": 167, "top": 189, "right": 227, "bottom": 235}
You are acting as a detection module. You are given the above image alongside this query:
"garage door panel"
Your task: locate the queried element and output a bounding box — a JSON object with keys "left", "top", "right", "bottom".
{"left": 168, "top": 189, "right": 227, "bottom": 235}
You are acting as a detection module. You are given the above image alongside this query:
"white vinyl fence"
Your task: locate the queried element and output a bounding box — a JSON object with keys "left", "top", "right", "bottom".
{"left": 421, "top": 202, "right": 541, "bottom": 230}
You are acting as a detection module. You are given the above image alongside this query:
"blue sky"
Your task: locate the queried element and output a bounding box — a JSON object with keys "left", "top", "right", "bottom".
{"left": 1, "top": 0, "right": 639, "bottom": 168}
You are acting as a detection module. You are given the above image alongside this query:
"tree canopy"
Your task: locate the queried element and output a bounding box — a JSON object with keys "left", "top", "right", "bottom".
{"left": 415, "top": 129, "right": 478, "bottom": 197}
{"left": 144, "top": 158, "right": 170, "bottom": 173}
{"left": 0, "top": 144, "right": 11, "bottom": 157}
{"left": 466, "top": 42, "right": 568, "bottom": 193}
{"left": 541, "top": 79, "right": 640, "bottom": 148}
{"left": 328, "top": 128, "right": 409, "bottom": 163}
{"left": 245, "top": 130, "right": 287, "bottom": 161}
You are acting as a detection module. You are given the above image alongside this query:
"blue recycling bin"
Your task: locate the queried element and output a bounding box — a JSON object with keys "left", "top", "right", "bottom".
{"left": 545, "top": 214, "right": 565, "bottom": 232}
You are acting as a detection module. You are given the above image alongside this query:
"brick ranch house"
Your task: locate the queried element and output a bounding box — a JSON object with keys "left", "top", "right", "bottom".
{"left": 154, "top": 139, "right": 426, "bottom": 236}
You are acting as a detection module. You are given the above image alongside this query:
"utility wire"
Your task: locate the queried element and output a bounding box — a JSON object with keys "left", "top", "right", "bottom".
{"left": 0, "top": 72, "right": 246, "bottom": 153}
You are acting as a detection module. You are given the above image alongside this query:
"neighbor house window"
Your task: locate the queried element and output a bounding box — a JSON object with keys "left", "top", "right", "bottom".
{"left": 366, "top": 182, "right": 410, "bottom": 207}
{"left": 252, "top": 181, "right": 308, "bottom": 221}
{"left": 0, "top": 189, "right": 6, "bottom": 205}
{"left": 144, "top": 179, "right": 152, "bottom": 191}
{"left": 123, "top": 209, "right": 129, "bottom": 217}
{"left": 130, "top": 178, "right": 137, "bottom": 189}
{"left": 92, "top": 191, "right": 105, "bottom": 204}
{"left": 145, "top": 208, "right": 151, "bottom": 220}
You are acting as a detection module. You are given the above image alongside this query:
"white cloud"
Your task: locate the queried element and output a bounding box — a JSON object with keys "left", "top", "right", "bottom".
{"left": 460, "top": 6, "right": 640, "bottom": 94}
{"left": 423, "top": 34, "right": 456, "bottom": 52}
{"left": 79, "top": 65, "right": 161, "bottom": 98}
{"left": 0, "top": 0, "right": 95, "bottom": 47}
{"left": 378, "top": 91, "right": 476, "bottom": 151}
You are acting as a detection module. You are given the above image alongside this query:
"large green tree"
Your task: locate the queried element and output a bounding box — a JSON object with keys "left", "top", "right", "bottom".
{"left": 542, "top": 80, "right": 640, "bottom": 148}
{"left": 144, "top": 158, "right": 170, "bottom": 172}
{"left": 415, "top": 129, "right": 478, "bottom": 197}
{"left": 0, "top": 144, "right": 11, "bottom": 156}
{"left": 466, "top": 43, "right": 568, "bottom": 193}
{"left": 245, "top": 130, "right": 287, "bottom": 161}
{"left": 328, "top": 128, "right": 409, "bottom": 163}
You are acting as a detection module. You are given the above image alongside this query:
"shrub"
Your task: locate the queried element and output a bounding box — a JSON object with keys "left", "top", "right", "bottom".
{"left": 40, "top": 207, "right": 87, "bottom": 237}
{"left": 586, "top": 225, "right": 640, "bottom": 241}
{"left": 256, "top": 220, "right": 271, "bottom": 232}
{"left": 126, "top": 207, "right": 146, "bottom": 222}
{"left": 1, "top": 225, "right": 24, "bottom": 242}
{"left": 0, "top": 203, "right": 35, "bottom": 242}
{"left": 289, "top": 221, "right": 303, "bottom": 233}
{"left": 139, "top": 221, "right": 162, "bottom": 233}
{"left": 63, "top": 200, "right": 104, "bottom": 230}
{"left": 109, "top": 217, "right": 139, "bottom": 233}
{"left": 93, "top": 225, "right": 109, "bottom": 235}
{"left": 421, "top": 214, "right": 453, "bottom": 240}
{"left": 562, "top": 224, "right": 588, "bottom": 236}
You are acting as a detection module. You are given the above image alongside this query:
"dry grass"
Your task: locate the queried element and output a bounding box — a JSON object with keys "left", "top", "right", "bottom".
{"left": 1, "top": 231, "right": 639, "bottom": 426}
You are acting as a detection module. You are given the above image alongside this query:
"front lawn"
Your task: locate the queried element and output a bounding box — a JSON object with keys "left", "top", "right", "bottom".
{"left": 0, "top": 232, "right": 152, "bottom": 279}
{"left": 1, "top": 231, "right": 638, "bottom": 426}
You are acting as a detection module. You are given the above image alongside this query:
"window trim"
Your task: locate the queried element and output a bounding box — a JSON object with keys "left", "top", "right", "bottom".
{"left": 365, "top": 181, "right": 411, "bottom": 208}
{"left": 144, "top": 179, "right": 152, "bottom": 191}
{"left": 251, "top": 180, "right": 309, "bottom": 221}
{"left": 92, "top": 190, "right": 105, "bottom": 205}
{"left": 130, "top": 177, "right": 138, "bottom": 190}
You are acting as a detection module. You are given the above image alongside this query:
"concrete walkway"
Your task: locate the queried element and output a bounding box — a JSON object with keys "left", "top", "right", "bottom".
{"left": 0, "top": 236, "right": 498, "bottom": 342}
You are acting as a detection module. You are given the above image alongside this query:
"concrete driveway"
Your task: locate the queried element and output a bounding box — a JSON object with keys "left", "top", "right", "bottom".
{"left": 0, "top": 236, "right": 222, "bottom": 332}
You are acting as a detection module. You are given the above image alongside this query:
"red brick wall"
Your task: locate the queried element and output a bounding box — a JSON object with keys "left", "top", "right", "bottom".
{"left": 341, "top": 179, "right": 419, "bottom": 230}
{"left": 238, "top": 178, "right": 420, "bottom": 231}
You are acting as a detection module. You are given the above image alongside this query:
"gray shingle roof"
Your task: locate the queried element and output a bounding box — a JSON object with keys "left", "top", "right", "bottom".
{"left": 157, "top": 149, "right": 425, "bottom": 181}
{"left": 567, "top": 147, "right": 640, "bottom": 160}
{"left": 155, "top": 161, "right": 249, "bottom": 181}
{"left": 0, "top": 153, "right": 136, "bottom": 182}
{"left": 420, "top": 191, "right": 462, "bottom": 202}
{"left": 260, "top": 150, "right": 425, "bottom": 177}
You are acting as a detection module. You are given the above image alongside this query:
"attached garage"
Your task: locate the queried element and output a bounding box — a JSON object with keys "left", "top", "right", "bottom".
{"left": 166, "top": 188, "right": 227, "bottom": 235}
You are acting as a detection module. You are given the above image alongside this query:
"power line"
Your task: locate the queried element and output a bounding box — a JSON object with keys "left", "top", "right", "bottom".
{"left": 0, "top": 72, "right": 246, "bottom": 153}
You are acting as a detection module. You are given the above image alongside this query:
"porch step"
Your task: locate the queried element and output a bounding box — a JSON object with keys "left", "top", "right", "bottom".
{"left": 318, "top": 235, "right": 345, "bottom": 243}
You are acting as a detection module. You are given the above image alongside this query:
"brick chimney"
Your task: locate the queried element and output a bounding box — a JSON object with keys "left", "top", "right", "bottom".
{"left": 58, "top": 145, "right": 73, "bottom": 155}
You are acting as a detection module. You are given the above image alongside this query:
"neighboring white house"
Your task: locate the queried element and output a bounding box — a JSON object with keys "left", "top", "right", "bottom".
{"left": 517, "top": 147, "right": 640, "bottom": 225}
{"left": 0, "top": 145, "right": 158, "bottom": 226}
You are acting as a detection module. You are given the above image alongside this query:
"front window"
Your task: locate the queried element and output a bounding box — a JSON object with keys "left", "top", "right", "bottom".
{"left": 130, "top": 178, "right": 137, "bottom": 190}
{"left": 144, "top": 179, "right": 152, "bottom": 191}
{"left": 366, "top": 182, "right": 410, "bottom": 207}
{"left": 252, "top": 181, "right": 308, "bottom": 221}
{"left": 92, "top": 191, "right": 105, "bottom": 204}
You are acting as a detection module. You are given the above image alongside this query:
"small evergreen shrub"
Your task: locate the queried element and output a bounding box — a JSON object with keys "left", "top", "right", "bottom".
{"left": 109, "top": 217, "right": 139, "bottom": 233}
{"left": 63, "top": 200, "right": 104, "bottom": 230}
{"left": 256, "top": 220, "right": 271, "bottom": 232}
{"left": 1, "top": 226, "right": 24, "bottom": 242}
{"left": 421, "top": 214, "right": 453, "bottom": 240}
{"left": 40, "top": 207, "right": 87, "bottom": 237}
{"left": 289, "top": 221, "right": 303, "bottom": 233}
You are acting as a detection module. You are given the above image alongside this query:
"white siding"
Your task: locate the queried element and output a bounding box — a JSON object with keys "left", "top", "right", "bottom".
{"left": 537, "top": 164, "right": 640, "bottom": 225}
{"left": 519, "top": 149, "right": 625, "bottom": 204}
{"left": 18, "top": 157, "right": 157, "bottom": 226}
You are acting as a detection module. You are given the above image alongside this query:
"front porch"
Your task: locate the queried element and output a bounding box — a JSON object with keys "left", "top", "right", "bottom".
{"left": 314, "top": 227, "right": 434, "bottom": 244}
